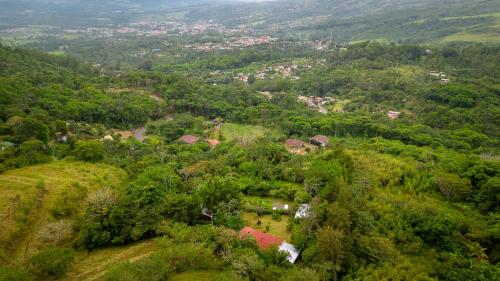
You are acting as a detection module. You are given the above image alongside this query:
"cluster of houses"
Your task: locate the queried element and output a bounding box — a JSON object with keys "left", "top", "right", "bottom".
{"left": 238, "top": 203, "right": 311, "bottom": 263}
{"left": 177, "top": 134, "right": 220, "bottom": 148}
{"left": 429, "top": 71, "right": 450, "bottom": 83}
{"left": 284, "top": 135, "right": 330, "bottom": 154}
{"left": 297, "top": 95, "right": 334, "bottom": 114}
{"left": 194, "top": 36, "right": 277, "bottom": 52}
{"left": 63, "top": 20, "right": 248, "bottom": 38}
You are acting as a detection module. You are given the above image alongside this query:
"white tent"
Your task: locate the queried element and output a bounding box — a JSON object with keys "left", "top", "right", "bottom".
{"left": 278, "top": 242, "right": 300, "bottom": 263}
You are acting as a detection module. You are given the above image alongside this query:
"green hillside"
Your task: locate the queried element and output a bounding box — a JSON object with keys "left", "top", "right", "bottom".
{"left": 0, "top": 3, "right": 499, "bottom": 280}
{"left": 0, "top": 161, "right": 125, "bottom": 263}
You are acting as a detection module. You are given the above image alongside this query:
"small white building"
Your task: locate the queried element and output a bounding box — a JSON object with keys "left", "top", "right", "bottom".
{"left": 279, "top": 242, "right": 300, "bottom": 263}
{"left": 294, "top": 204, "right": 310, "bottom": 219}
{"left": 387, "top": 111, "right": 401, "bottom": 120}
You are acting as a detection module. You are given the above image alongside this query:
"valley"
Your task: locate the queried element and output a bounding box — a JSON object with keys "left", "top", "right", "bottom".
{"left": 0, "top": 1, "right": 499, "bottom": 280}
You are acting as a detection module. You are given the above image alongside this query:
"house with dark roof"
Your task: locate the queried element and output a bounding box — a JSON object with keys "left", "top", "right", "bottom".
{"left": 239, "top": 227, "right": 283, "bottom": 249}
{"left": 309, "top": 135, "right": 329, "bottom": 147}
{"left": 178, "top": 135, "right": 200, "bottom": 145}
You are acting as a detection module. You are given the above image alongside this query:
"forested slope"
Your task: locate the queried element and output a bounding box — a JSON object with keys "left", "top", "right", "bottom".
{"left": 0, "top": 42, "right": 498, "bottom": 280}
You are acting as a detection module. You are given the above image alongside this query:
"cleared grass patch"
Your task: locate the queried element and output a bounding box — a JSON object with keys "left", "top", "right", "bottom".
{"left": 0, "top": 161, "right": 125, "bottom": 262}
{"left": 243, "top": 196, "right": 292, "bottom": 210}
{"left": 62, "top": 240, "right": 158, "bottom": 281}
{"left": 220, "top": 123, "right": 282, "bottom": 144}
{"left": 242, "top": 212, "right": 291, "bottom": 241}
{"left": 441, "top": 32, "right": 500, "bottom": 44}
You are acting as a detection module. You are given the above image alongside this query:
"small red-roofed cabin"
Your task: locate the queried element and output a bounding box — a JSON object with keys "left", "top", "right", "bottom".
{"left": 285, "top": 139, "right": 306, "bottom": 148}
{"left": 207, "top": 139, "right": 220, "bottom": 147}
{"left": 178, "top": 135, "right": 200, "bottom": 145}
{"left": 239, "top": 227, "right": 283, "bottom": 249}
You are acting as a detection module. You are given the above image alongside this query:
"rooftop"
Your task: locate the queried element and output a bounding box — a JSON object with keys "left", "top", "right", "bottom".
{"left": 178, "top": 135, "right": 200, "bottom": 144}
{"left": 239, "top": 226, "right": 284, "bottom": 249}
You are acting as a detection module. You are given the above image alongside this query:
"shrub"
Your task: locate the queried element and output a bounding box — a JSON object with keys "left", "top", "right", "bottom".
{"left": 0, "top": 266, "right": 33, "bottom": 281}
{"left": 30, "top": 247, "right": 75, "bottom": 278}
{"left": 73, "top": 140, "right": 104, "bottom": 162}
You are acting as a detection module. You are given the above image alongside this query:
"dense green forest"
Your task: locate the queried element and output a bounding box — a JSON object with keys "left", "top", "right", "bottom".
{"left": 0, "top": 37, "right": 499, "bottom": 281}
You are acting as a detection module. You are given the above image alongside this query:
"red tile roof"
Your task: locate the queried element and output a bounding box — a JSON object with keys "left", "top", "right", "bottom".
{"left": 285, "top": 139, "right": 306, "bottom": 148}
{"left": 309, "top": 135, "right": 329, "bottom": 146}
{"left": 178, "top": 135, "right": 200, "bottom": 144}
{"left": 207, "top": 139, "right": 220, "bottom": 147}
{"left": 239, "top": 227, "right": 283, "bottom": 249}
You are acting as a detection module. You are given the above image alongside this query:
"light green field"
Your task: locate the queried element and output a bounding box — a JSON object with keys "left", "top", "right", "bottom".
{"left": 441, "top": 32, "right": 500, "bottom": 44}
{"left": 243, "top": 196, "right": 292, "bottom": 209}
{"left": 0, "top": 161, "right": 125, "bottom": 262}
{"left": 220, "top": 123, "right": 282, "bottom": 144}
{"left": 48, "top": 50, "right": 66, "bottom": 56}
{"left": 242, "top": 212, "right": 291, "bottom": 241}
{"left": 329, "top": 99, "right": 351, "bottom": 113}
{"left": 441, "top": 13, "right": 500, "bottom": 44}
{"left": 62, "top": 240, "right": 158, "bottom": 281}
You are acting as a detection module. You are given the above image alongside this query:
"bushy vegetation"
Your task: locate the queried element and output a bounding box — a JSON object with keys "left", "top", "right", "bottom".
{"left": 0, "top": 33, "right": 498, "bottom": 281}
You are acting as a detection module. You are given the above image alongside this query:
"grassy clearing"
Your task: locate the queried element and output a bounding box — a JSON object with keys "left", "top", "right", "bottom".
{"left": 329, "top": 99, "right": 351, "bottom": 113}
{"left": 441, "top": 32, "right": 500, "bottom": 44}
{"left": 0, "top": 161, "right": 125, "bottom": 262}
{"left": 243, "top": 196, "right": 292, "bottom": 210}
{"left": 48, "top": 50, "right": 65, "bottom": 56}
{"left": 220, "top": 123, "right": 282, "bottom": 144}
{"left": 441, "top": 13, "right": 500, "bottom": 44}
{"left": 62, "top": 240, "right": 158, "bottom": 281}
{"left": 242, "top": 212, "right": 291, "bottom": 241}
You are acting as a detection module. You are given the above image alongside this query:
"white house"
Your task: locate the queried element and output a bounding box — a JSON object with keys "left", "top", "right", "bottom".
{"left": 294, "top": 204, "right": 310, "bottom": 219}
{"left": 279, "top": 242, "right": 300, "bottom": 263}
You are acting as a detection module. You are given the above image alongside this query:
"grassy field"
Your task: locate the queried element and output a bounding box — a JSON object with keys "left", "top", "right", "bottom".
{"left": 441, "top": 32, "right": 500, "bottom": 44}
{"left": 242, "top": 212, "right": 291, "bottom": 241}
{"left": 0, "top": 161, "right": 125, "bottom": 262}
{"left": 440, "top": 13, "right": 500, "bottom": 44}
{"left": 62, "top": 240, "right": 158, "bottom": 281}
{"left": 243, "top": 196, "right": 292, "bottom": 210}
{"left": 220, "top": 123, "right": 282, "bottom": 144}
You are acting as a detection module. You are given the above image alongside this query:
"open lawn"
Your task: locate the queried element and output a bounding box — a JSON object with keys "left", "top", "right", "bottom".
{"left": 220, "top": 123, "right": 282, "bottom": 144}
{"left": 243, "top": 196, "right": 293, "bottom": 210}
{"left": 242, "top": 212, "right": 291, "bottom": 241}
{"left": 329, "top": 99, "right": 351, "bottom": 113}
{"left": 0, "top": 161, "right": 125, "bottom": 262}
{"left": 441, "top": 32, "right": 500, "bottom": 44}
{"left": 62, "top": 240, "right": 158, "bottom": 281}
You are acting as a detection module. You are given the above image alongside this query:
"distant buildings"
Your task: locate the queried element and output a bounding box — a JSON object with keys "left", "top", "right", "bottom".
{"left": 207, "top": 139, "right": 220, "bottom": 148}
{"left": 387, "top": 111, "right": 401, "bottom": 120}
{"left": 309, "top": 135, "right": 329, "bottom": 147}
{"left": 178, "top": 135, "right": 200, "bottom": 145}
{"left": 429, "top": 70, "right": 451, "bottom": 83}
{"left": 297, "top": 95, "right": 333, "bottom": 114}
{"left": 285, "top": 139, "right": 306, "bottom": 149}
